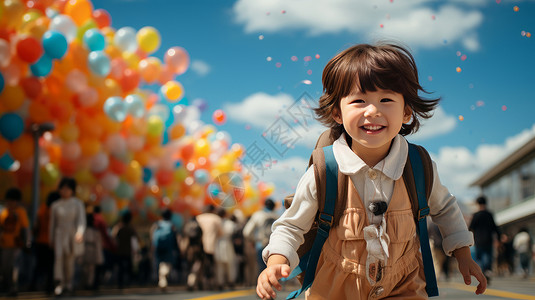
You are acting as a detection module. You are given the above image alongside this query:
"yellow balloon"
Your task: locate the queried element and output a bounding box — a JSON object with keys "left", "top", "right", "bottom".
{"left": 125, "top": 160, "right": 142, "bottom": 184}
{"left": 136, "top": 26, "right": 160, "bottom": 54}
{"left": 59, "top": 123, "right": 80, "bottom": 142}
{"left": 161, "top": 80, "right": 184, "bottom": 102}
{"left": 146, "top": 115, "right": 164, "bottom": 137}
{"left": 2, "top": 0, "right": 25, "bottom": 29}
{"left": 194, "top": 139, "right": 210, "bottom": 158}
{"left": 122, "top": 51, "right": 140, "bottom": 69}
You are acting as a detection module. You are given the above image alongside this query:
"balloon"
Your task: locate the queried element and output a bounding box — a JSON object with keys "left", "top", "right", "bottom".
{"left": 3, "top": 0, "right": 25, "bottom": 29}
{"left": 77, "top": 86, "right": 98, "bottom": 107}
{"left": 146, "top": 115, "right": 164, "bottom": 137}
{"left": 59, "top": 123, "right": 79, "bottom": 142}
{"left": 124, "top": 160, "right": 141, "bottom": 184}
{"left": 42, "top": 30, "right": 68, "bottom": 59}
{"left": 164, "top": 46, "right": 189, "bottom": 75}
{"left": 0, "top": 113, "right": 24, "bottom": 141}
{"left": 88, "top": 50, "right": 110, "bottom": 76}
{"left": 41, "top": 163, "right": 60, "bottom": 186}
{"left": 64, "top": 69, "right": 87, "bottom": 92}
{"left": 79, "top": 137, "right": 100, "bottom": 157}
{"left": 64, "top": 0, "right": 93, "bottom": 26}
{"left": 194, "top": 139, "right": 210, "bottom": 157}
{"left": 124, "top": 94, "right": 145, "bottom": 118}
{"left": 61, "top": 142, "right": 81, "bottom": 160}
{"left": 212, "top": 109, "right": 226, "bottom": 125}
{"left": 156, "top": 169, "right": 173, "bottom": 186}
{"left": 105, "top": 134, "right": 126, "bottom": 156}
{"left": 172, "top": 105, "right": 187, "bottom": 123}
{"left": 194, "top": 169, "right": 210, "bottom": 184}
{"left": 10, "top": 134, "right": 33, "bottom": 161}
{"left": 161, "top": 80, "right": 184, "bottom": 102}
{"left": 115, "top": 181, "right": 133, "bottom": 199}
{"left": 92, "top": 9, "right": 111, "bottom": 28}
{"left": 109, "top": 156, "right": 126, "bottom": 175}
{"left": 114, "top": 27, "right": 137, "bottom": 52}
{"left": 168, "top": 123, "right": 185, "bottom": 140}
{"left": 20, "top": 76, "right": 42, "bottom": 98}
{"left": 100, "top": 172, "right": 120, "bottom": 191}
{"left": 136, "top": 26, "right": 160, "bottom": 54}
{"left": 119, "top": 68, "right": 140, "bottom": 93}
{"left": 103, "top": 96, "right": 127, "bottom": 122}
{"left": 138, "top": 57, "right": 161, "bottom": 83}
{"left": 83, "top": 28, "right": 106, "bottom": 51}
{"left": 30, "top": 54, "right": 53, "bottom": 77}
{"left": 192, "top": 98, "right": 208, "bottom": 112}
{"left": 142, "top": 167, "right": 152, "bottom": 183}
{"left": 90, "top": 152, "right": 109, "bottom": 173}
{"left": 0, "top": 85, "right": 25, "bottom": 111}
{"left": 49, "top": 15, "right": 77, "bottom": 42}
{"left": 158, "top": 65, "right": 174, "bottom": 85}
{"left": 16, "top": 36, "right": 43, "bottom": 63}
{"left": 147, "top": 104, "right": 170, "bottom": 123}
{"left": 0, "top": 153, "right": 15, "bottom": 170}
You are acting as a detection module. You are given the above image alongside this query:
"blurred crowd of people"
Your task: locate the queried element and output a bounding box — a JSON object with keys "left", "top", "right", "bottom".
{"left": 0, "top": 177, "right": 280, "bottom": 297}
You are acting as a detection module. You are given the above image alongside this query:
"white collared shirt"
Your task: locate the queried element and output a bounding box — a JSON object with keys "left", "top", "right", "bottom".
{"left": 263, "top": 134, "right": 474, "bottom": 272}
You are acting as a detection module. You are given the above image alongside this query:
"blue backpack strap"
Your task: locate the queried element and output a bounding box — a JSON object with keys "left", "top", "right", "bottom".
{"left": 408, "top": 143, "right": 439, "bottom": 297}
{"left": 287, "top": 145, "right": 338, "bottom": 299}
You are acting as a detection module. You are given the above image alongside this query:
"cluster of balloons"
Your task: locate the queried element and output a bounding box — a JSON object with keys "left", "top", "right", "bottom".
{"left": 0, "top": 0, "right": 271, "bottom": 224}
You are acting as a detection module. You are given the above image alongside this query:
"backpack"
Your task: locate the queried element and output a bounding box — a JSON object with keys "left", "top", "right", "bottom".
{"left": 261, "top": 216, "right": 277, "bottom": 247}
{"left": 153, "top": 220, "right": 177, "bottom": 253}
{"left": 284, "top": 129, "right": 438, "bottom": 299}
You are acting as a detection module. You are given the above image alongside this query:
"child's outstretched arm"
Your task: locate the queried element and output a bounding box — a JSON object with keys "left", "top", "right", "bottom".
{"left": 453, "top": 246, "right": 487, "bottom": 295}
{"left": 256, "top": 254, "right": 291, "bottom": 300}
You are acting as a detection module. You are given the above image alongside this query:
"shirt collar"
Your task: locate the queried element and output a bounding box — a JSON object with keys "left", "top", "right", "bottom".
{"left": 332, "top": 133, "right": 408, "bottom": 180}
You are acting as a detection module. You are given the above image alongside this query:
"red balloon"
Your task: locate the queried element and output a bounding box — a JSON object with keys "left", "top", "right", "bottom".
{"left": 20, "top": 76, "right": 43, "bottom": 98}
{"left": 16, "top": 37, "right": 43, "bottom": 64}
{"left": 156, "top": 169, "right": 173, "bottom": 186}
{"left": 119, "top": 68, "right": 140, "bottom": 93}
{"left": 92, "top": 9, "right": 111, "bottom": 28}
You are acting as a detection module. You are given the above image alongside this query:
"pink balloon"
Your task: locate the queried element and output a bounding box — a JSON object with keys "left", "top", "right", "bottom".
{"left": 164, "top": 46, "right": 189, "bottom": 75}
{"left": 90, "top": 152, "right": 109, "bottom": 173}
{"left": 78, "top": 87, "right": 98, "bottom": 107}
{"left": 62, "top": 142, "right": 81, "bottom": 160}
{"left": 100, "top": 172, "right": 120, "bottom": 191}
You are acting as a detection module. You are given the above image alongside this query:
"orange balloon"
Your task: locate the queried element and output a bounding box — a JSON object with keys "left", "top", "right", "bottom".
{"left": 76, "top": 113, "right": 103, "bottom": 139}
{"left": 59, "top": 122, "right": 79, "bottom": 142}
{"left": 49, "top": 99, "right": 74, "bottom": 123}
{"left": 0, "top": 85, "right": 25, "bottom": 111}
{"left": 59, "top": 157, "right": 77, "bottom": 176}
{"left": 92, "top": 8, "right": 111, "bottom": 28}
{"left": 45, "top": 144, "right": 61, "bottom": 163}
{"left": 156, "top": 169, "right": 173, "bottom": 186}
{"left": 10, "top": 134, "right": 34, "bottom": 161}
{"left": 119, "top": 68, "right": 140, "bottom": 93}
{"left": 138, "top": 57, "right": 161, "bottom": 83}
{"left": 28, "top": 101, "right": 51, "bottom": 123}
{"left": 64, "top": 0, "right": 93, "bottom": 26}
{"left": 79, "top": 137, "right": 100, "bottom": 157}
{"left": 20, "top": 76, "right": 43, "bottom": 99}
{"left": 168, "top": 123, "right": 185, "bottom": 140}
{"left": 109, "top": 157, "right": 126, "bottom": 175}
{"left": 124, "top": 160, "right": 141, "bottom": 184}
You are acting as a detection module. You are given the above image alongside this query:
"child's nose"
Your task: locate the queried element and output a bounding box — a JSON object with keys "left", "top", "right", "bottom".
{"left": 364, "top": 104, "right": 380, "bottom": 117}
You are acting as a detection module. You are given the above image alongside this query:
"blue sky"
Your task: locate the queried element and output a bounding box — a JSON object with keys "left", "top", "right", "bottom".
{"left": 92, "top": 0, "right": 535, "bottom": 203}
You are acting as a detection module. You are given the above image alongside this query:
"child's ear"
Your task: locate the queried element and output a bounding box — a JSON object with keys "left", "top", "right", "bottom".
{"left": 403, "top": 106, "right": 413, "bottom": 124}
{"left": 332, "top": 108, "right": 343, "bottom": 124}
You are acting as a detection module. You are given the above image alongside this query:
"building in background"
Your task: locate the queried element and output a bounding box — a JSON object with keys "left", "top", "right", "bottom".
{"left": 470, "top": 136, "right": 535, "bottom": 237}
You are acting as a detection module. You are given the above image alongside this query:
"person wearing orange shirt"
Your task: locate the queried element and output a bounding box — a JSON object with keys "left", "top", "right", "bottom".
{"left": 0, "top": 188, "right": 31, "bottom": 297}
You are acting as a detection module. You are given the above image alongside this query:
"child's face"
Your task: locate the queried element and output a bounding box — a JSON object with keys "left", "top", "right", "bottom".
{"left": 333, "top": 88, "right": 411, "bottom": 163}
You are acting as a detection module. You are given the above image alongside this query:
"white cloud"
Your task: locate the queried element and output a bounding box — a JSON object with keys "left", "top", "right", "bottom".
{"left": 233, "top": 0, "right": 484, "bottom": 51}
{"left": 261, "top": 155, "right": 309, "bottom": 200}
{"left": 410, "top": 106, "right": 457, "bottom": 141}
{"left": 431, "top": 123, "right": 535, "bottom": 202}
{"left": 190, "top": 60, "right": 211, "bottom": 76}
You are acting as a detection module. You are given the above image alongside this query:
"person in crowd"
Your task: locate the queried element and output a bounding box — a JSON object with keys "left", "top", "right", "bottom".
{"left": 0, "top": 187, "right": 31, "bottom": 297}
{"left": 151, "top": 209, "right": 179, "bottom": 291}
{"left": 497, "top": 233, "right": 515, "bottom": 276}
{"left": 243, "top": 198, "right": 278, "bottom": 275}
{"left": 92, "top": 205, "right": 117, "bottom": 289}
{"left": 196, "top": 205, "right": 222, "bottom": 290}
{"left": 513, "top": 227, "right": 532, "bottom": 279}
{"left": 214, "top": 208, "right": 237, "bottom": 290}
{"left": 81, "top": 213, "right": 103, "bottom": 289}
{"left": 469, "top": 195, "right": 500, "bottom": 283}
{"left": 30, "top": 191, "right": 60, "bottom": 294}
{"left": 257, "top": 43, "right": 486, "bottom": 300}
{"left": 49, "top": 177, "right": 86, "bottom": 296}
{"left": 183, "top": 216, "right": 204, "bottom": 291}
{"left": 111, "top": 210, "right": 138, "bottom": 289}
{"left": 231, "top": 214, "right": 246, "bottom": 286}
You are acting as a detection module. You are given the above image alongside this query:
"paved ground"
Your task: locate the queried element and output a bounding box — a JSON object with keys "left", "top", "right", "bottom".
{"left": 1, "top": 275, "right": 533, "bottom": 299}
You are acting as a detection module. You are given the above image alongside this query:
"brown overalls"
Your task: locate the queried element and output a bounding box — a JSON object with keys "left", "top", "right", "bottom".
{"left": 306, "top": 178, "right": 428, "bottom": 299}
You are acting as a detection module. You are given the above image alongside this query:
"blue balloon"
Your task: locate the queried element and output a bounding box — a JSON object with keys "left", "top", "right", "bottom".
{"left": 103, "top": 96, "right": 127, "bottom": 122}
{"left": 0, "top": 153, "right": 15, "bottom": 170}
{"left": 83, "top": 28, "right": 106, "bottom": 52}
{"left": 208, "top": 183, "right": 220, "bottom": 197}
{"left": 0, "top": 113, "right": 24, "bottom": 141}
{"left": 171, "top": 213, "right": 184, "bottom": 231}
{"left": 30, "top": 54, "right": 53, "bottom": 77}
{"left": 143, "top": 167, "right": 152, "bottom": 183}
{"left": 0, "top": 72, "right": 4, "bottom": 94}
{"left": 194, "top": 169, "right": 210, "bottom": 184}
{"left": 42, "top": 30, "right": 68, "bottom": 59}
{"left": 115, "top": 181, "right": 134, "bottom": 199}
{"left": 88, "top": 51, "right": 110, "bottom": 76}
{"left": 125, "top": 94, "right": 145, "bottom": 118}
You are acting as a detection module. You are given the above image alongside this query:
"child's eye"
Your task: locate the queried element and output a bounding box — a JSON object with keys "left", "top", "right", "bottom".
{"left": 380, "top": 98, "right": 393, "bottom": 102}
{"left": 350, "top": 99, "right": 365, "bottom": 104}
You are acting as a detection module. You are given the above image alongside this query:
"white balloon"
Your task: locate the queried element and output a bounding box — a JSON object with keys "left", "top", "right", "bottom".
{"left": 114, "top": 27, "right": 137, "bottom": 52}
{"left": 49, "top": 15, "right": 77, "bottom": 42}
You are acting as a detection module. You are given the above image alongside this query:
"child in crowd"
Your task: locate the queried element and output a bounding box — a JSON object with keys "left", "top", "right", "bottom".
{"left": 257, "top": 43, "right": 486, "bottom": 299}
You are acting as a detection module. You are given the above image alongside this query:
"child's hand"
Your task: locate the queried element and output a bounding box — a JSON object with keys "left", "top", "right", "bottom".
{"left": 453, "top": 246, "right": 487, "bottom": 295}
{"left": 256, "top": 263, "right": 291, "bottom": 300}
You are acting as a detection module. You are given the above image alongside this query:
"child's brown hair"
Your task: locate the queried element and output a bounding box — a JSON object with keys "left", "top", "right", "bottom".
{"left": 314, "top": 43, "right": 440, "bottom": 140}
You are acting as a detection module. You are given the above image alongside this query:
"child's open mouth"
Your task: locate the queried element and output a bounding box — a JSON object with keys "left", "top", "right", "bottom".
{"left": 361, "top": 125, "right": 385, "bottom": 133}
